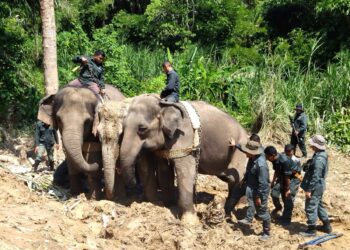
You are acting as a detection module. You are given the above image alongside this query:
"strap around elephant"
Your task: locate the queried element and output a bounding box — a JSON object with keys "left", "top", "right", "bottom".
{"left": 155, "top": 101, "right": 201, "bottom": 160}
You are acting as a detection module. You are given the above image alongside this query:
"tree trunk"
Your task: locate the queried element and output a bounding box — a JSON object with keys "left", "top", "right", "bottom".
{"left": 40, "top": 0, "right": 59, "bottom": 95}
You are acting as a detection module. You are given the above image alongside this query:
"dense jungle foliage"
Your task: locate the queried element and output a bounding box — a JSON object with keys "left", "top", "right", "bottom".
{"left": 0, "top": 0, "right": 349, "bottom": 152}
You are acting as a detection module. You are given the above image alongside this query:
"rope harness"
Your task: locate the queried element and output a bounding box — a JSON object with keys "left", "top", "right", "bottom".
{"left": 154, "top": 101, "right": 202, "bottom": 201}
{"left": 154, "top": 101, "right": 201, "bottom": 160}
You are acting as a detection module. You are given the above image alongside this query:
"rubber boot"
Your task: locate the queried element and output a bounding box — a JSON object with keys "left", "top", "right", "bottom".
{"left": 299, "top": 225, "right": 316, "bottom": 237}
{"left": 317, "top": 220, "right": 332, "bottom": 233}
{"left": 49, "top": 161, "right": 55, "bottom": 171}
{"left": 238, "top": 218, "right": 252, "bottom": 226}
{"left": 259, "top": 220, "right": 270, "bottom": 241}
{"left": 32, "top": 160, "right": 40, "bottom": 173}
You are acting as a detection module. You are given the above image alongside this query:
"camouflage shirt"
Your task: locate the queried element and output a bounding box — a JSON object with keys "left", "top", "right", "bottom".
{"left": 35, "top": 121, "right": 58, "bottom": 147}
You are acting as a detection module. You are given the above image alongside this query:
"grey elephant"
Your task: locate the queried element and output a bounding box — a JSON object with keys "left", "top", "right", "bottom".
{"left": 38, "top": 85, "right": 124, "bottom": 199}
{"left": 119, "top": 94, "right": 248, "bottom": 224}
{"left": 93, "top": 98, "right": 164, "bottom": 202}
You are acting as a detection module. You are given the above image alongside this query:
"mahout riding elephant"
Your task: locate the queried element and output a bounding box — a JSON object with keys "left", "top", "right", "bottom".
{"left": 93, "top": 99, "right": 166, "bottom": 202}
{"left": 119, "top": 94, "right": 248, "bottom": 224}
{"left": 38, "top": 85, "right": 124, "bottom": 199}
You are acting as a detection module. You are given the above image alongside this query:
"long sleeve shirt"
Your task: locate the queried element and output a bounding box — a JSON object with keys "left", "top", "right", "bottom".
{"left": 301, "top": 151, "right": 328, "bottom": 195}
{"left": 160, "top": 70, "right": 180, "bottom": 101}
{"left": 35, "top": 121, "right": 58, "bottom": 147}
{"left": 292, "top": 112, "right": 307, "bottom": 136}
{"left": 245, "top": 154, "right": 270, "bottom": 199}
{"left": 72, "top": 56, "right": 105, "bottom": 89}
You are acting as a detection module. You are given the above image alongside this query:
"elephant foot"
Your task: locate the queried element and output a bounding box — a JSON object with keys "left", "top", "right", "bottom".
{"left": 181, "top": 212, "right": 200, "bottom": 227}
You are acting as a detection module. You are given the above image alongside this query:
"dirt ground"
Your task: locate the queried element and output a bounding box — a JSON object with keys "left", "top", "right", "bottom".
{"left": 0, "top": 138, "right": 349, "bottom": 250}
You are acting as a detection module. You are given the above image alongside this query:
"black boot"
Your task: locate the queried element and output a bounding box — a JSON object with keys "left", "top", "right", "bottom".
{"left": 299, "top": 225, "right": 316, "bottom": 237}
{"left": 49, "top": 161, "right": 55, "bottom": 171}
{"left": 259, "top": 220, "right": 270, "bottom": 241}
{"left": 317, "top": 220, "right": 332, "bottom": 233}
{"left": 32, "top": 160, "right": 40, "bottom": 173}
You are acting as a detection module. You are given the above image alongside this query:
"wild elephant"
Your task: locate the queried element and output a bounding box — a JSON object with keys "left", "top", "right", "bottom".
{"left": 38, "top": 85, "right": 124, "bottom": 199}
{"left": 93, "top": 99, "right": 164, "bottom": 202}
{"left": 119, "top": 94, "right": 248, "bottom": 224}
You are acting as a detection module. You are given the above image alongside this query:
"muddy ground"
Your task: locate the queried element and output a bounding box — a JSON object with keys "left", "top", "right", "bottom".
{"left": 0, "top": 136, "right": 349, "bottom": 250}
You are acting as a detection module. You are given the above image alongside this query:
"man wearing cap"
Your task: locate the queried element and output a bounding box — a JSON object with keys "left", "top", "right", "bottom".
{"left": 300, "top": 135, "right": 332, "bottom": 237}
{"left": 237, "top": 140, "right": 271, "bottom": 241}
{"left": 224, "top": 134, "right": 263, "bottom": 214}
{"left": 264, "top": 146, "right": 300, "bottom": 226}
{"left": 290, "top": 104, "right": 308, "bottom": 157}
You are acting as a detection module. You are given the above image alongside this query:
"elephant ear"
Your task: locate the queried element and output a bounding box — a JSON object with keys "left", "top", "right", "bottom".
{"left": 37, "top": 94, "right": 56, "bottom": 128}
{"left": 159, "top": 101, "right": 185, "bottom": 139}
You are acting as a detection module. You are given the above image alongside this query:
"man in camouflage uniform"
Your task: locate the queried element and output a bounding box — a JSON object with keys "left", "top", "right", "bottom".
{"left": 265, "top": 146, "right": 301, "bottom": 226}
{"left": 32, "top": 120, "right": 59, "bottom": 172}
{"left": 300, "top": 135, "right": 332, "bottom": 237}
{"left": 69, "top": 50, "right": 106, "bottom": 99}
{"left": 237, "top": 140, "right": 271, "bottom": 241}
{"left": 290, "top": 104, "right": 307, "bottom": 157}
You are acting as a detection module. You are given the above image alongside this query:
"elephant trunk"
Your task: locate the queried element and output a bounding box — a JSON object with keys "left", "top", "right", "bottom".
{"left": 120, "top": 130, "right": 143, "bottom": 187}
{"left": 62, "top": 129, "right": 99, "bottom": 172}
{"left": 102, "top": 143, "right": 119, "bottom": 200}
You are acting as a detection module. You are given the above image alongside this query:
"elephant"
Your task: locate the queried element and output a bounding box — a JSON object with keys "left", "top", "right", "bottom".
{"left": 93, "top": 98, "right": 166, "bottom": 203}
{"left": 119, "top": 94, "right": 249, "bottom": 224}
{"left": 38, "top": 84, "right": 124, "bottom": 199}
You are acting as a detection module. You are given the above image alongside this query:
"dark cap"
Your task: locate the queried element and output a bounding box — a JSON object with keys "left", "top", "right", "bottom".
{"left": 295, "top": 104, "right": 304, "bottom": 111}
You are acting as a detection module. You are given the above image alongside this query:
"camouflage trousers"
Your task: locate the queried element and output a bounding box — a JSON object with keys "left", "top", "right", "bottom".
{"left": 35, "top": 144, "right": 54, "bottom": 163}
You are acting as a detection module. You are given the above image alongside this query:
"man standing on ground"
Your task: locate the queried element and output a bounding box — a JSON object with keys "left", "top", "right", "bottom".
{"left": 160, "top": 61, "right": 180, "bottom": 102}
{"left": 300, "top": 135, "right": 332, "bottom": 237}
{"left": 290, "top": 104, "right": 308, "bottom": 157}
{"left": 225, "top": 134, "right": 262, "bottom": 214}
{"left": 265, "top": 146, "right": 300, "bottom": 226}
{"left": 237, "top": 140, "right": 271, "bottom": 241}
{"left": 32, "top": 120, "right": 59, "bottom": 172}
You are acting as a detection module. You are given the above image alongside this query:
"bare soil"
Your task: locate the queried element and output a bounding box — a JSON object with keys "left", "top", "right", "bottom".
{"left": 0, "top": 139, "right": 349, "bottom": 250}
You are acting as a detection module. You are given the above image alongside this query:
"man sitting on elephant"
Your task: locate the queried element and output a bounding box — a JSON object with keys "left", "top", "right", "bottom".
{"left": 160, "top": 61, "right": 180, "bottom": 102}
{"left": 69, "top": 50, "right": 106, "bottom": 100}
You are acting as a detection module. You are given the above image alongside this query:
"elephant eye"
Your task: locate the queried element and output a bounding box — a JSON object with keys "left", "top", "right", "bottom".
{"left": 138, "top": 125, "right": 148, "bottom": 135}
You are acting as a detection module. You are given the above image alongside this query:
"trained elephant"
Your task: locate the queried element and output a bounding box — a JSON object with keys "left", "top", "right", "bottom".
{"left": 119, "top": 94, "right": 248, "bottom": 223}
{"left": 38, "top": 85, "right": 124, "bottom": 199}
{"left": 93, "top": 98, "right": 166, "bottom": 202}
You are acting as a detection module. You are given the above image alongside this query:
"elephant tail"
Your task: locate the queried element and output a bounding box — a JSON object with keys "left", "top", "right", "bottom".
{"left": 251, "top": 111, "right": 263, "bottom": 134}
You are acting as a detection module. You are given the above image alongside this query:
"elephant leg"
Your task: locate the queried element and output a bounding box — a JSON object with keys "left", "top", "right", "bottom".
{"left": 225, "top": 182, "right": 246, "bottom": 215}
{"left": 137, "top": 153, "right": 158, "bottom": 202}
{"left": 86, "top": 172, "right": 103, "bottom": 200}
{"left": 113, "top": 171, "right": 126, "bottom": 200}
{"left": 174, "top": 156, "right": 199, "bottom": 225}
{"left": 67, "top": 162, "right": 84, "bottom": 195}
{"left": 156, "top": 158, "right": 176, "bottom": 206}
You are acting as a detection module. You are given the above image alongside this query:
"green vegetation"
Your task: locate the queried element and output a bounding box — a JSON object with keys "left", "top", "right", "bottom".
{"left": 0, "top": 0, "right": 349, "bottom": 152}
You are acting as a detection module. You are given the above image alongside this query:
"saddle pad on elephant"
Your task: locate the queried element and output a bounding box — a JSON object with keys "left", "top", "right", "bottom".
{"left": 180, "top": 101, "right": 200, "bottom": 129}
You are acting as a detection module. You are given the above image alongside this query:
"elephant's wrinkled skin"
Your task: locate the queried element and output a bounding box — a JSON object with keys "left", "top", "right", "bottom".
{"left": 119, "top": 94, "right": 248, "bottom": 223}
{"left": 39, "top": 85, "right": 124, "bottom": 198}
